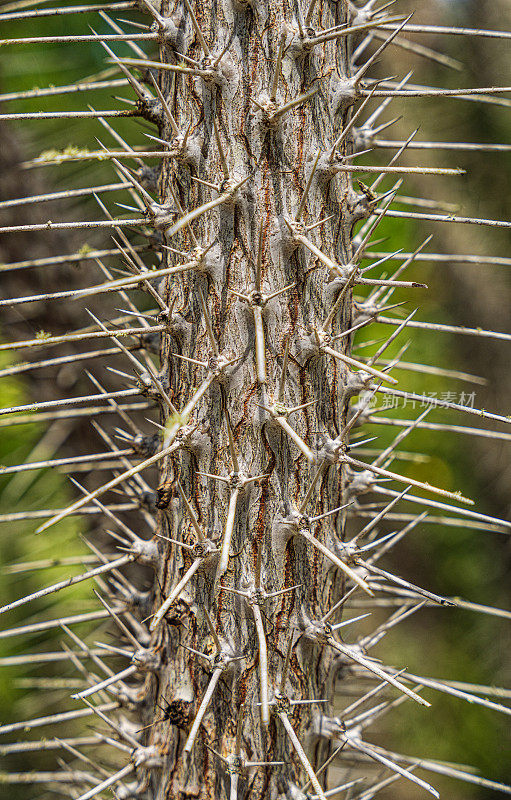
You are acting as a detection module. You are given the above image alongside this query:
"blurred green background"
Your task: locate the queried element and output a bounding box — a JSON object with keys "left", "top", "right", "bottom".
{"left": 0, "top": 0, "right": 510, "bottom": 797}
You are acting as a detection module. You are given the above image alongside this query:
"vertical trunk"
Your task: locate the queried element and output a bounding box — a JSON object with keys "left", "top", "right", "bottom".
{"left": 3, "top": 2, "right": 511, "bottom": 799}
{"left": 146, "top": 1, "right": 355, "bottom": 796}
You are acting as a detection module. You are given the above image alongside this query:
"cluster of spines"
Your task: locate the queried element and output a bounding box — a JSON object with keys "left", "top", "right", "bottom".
{"left": 0, "top": 1, "right": 511, "bottom": 799}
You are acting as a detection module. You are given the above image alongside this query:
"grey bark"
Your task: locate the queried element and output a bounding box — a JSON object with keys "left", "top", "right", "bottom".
{"left": 142, "top": 1, "right": 356, "bottom": 796}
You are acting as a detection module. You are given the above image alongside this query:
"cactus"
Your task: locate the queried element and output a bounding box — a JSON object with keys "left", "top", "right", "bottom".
{"left": 0, "top": 2, "right": 510, "bottom": 799}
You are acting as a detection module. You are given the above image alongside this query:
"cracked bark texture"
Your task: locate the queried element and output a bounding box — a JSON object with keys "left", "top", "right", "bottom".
{"left": 144, "top": 1, "right": 355, "bottom": 797}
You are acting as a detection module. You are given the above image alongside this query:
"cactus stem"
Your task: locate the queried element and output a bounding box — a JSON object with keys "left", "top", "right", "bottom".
{"left": 1, "top": 1, "right": 509, "bottom": 794}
